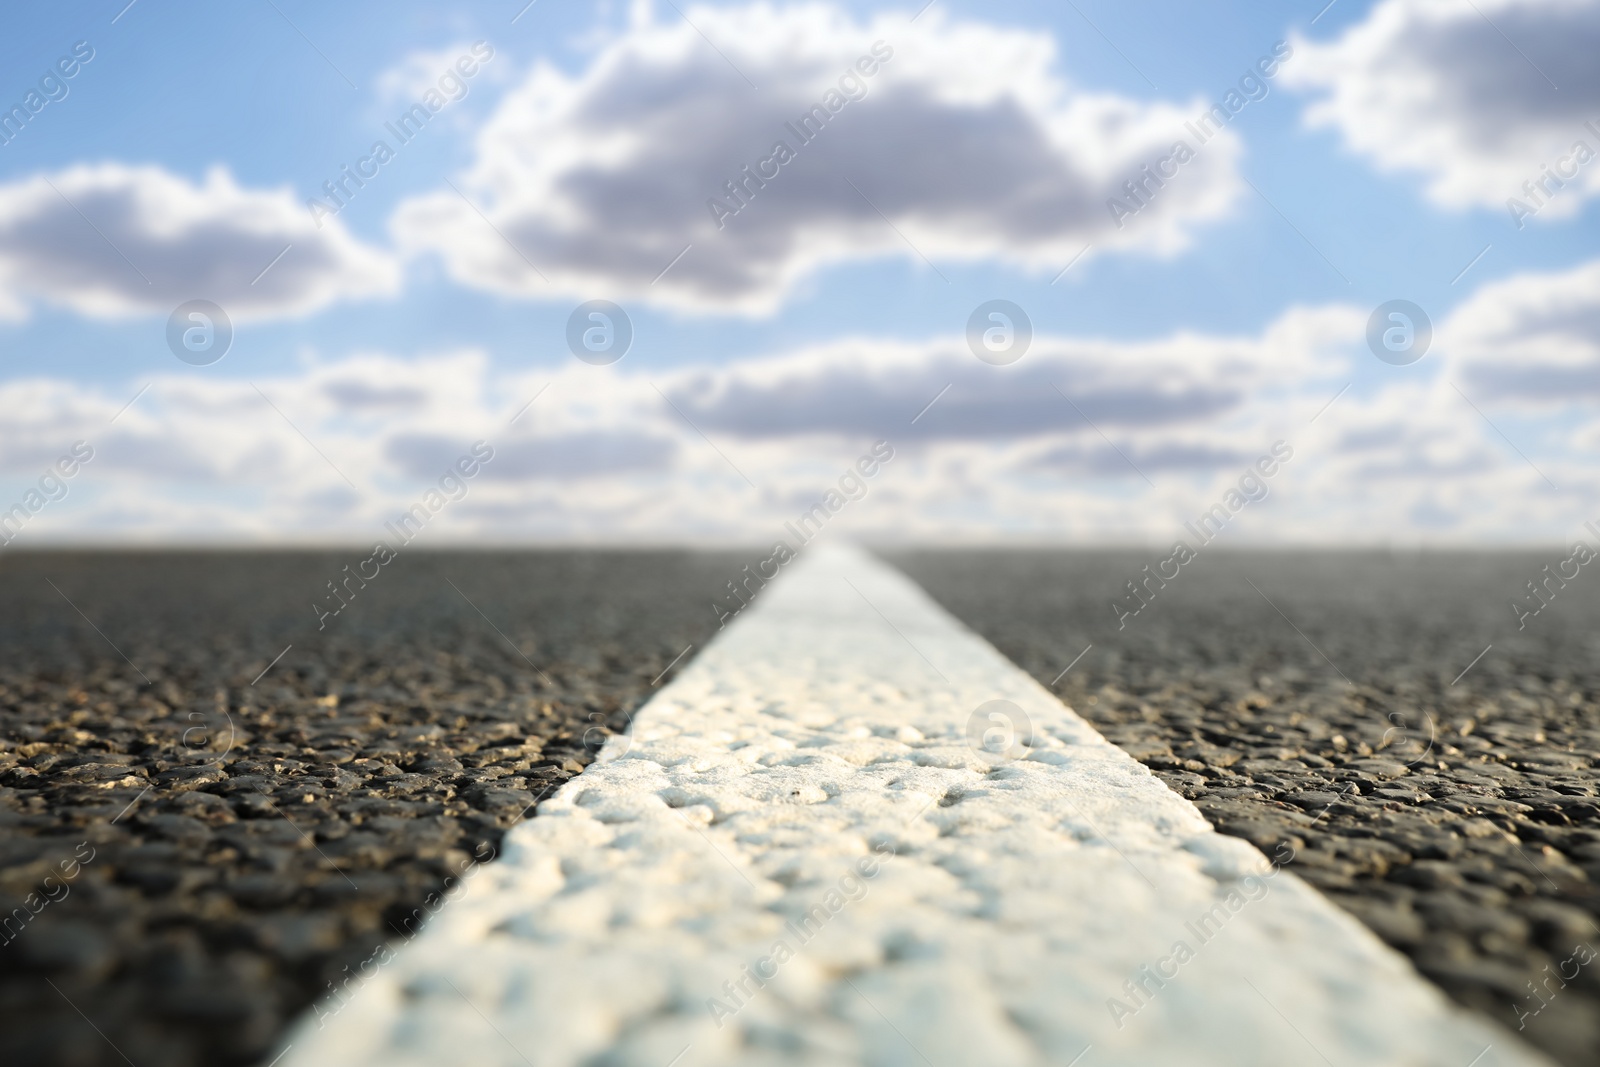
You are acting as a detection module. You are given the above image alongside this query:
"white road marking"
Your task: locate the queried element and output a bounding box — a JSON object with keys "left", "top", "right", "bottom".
{"left": 274, "top": 545, "right": 1550, "bottom": 1067}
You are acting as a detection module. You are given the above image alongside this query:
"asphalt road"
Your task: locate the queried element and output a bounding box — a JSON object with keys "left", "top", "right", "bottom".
{"left": 888, "top": 548, "right": 1600, "bottom": 1067}
{"left": 4, "top": 548, "right": 1597, "bottom": 1066}
{"left": 0, "top": 550, "right": 741, "bottom": 1067}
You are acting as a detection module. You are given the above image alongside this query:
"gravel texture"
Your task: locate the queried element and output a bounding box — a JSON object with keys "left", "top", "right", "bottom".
{"left": 886, "top": 548, "right": 1600, "bottom": 1067}
{"left": 0, "top": 549, "right": 741, "bottom": 1067}
{"left": 280, "top": 544, "right": 1537, "bottom": 1067}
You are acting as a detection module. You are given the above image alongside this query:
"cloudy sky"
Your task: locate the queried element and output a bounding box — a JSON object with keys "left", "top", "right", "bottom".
{"left": 1, "top": 0, "right": 1595, "bottom": 545}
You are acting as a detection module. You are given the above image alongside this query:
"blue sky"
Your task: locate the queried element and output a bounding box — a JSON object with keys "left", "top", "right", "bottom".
{"left": 1, "top": 0, "right": 1596, "bottom": 544}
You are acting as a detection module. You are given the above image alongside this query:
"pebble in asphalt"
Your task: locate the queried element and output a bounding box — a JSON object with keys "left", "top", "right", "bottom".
{"left": 889, "top": 548, "right": 1600, "bottom": 1067}
{"left": 5, "top": 547, "right": 1598, "bottom": 1066}
{"left": 0, "top": 550, "right": 743, "bottom": 1067}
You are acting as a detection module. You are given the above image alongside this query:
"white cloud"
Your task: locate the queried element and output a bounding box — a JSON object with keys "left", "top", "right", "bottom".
{"left": 9, "top": 288, "right": 1596, "bottom": 545}
{"left": 1440, "top": 256, "right": 1600, "bottom": 400}
{"left": 376, "top": 42, "right": 502, "bottom": 103}
{"left": 657, "top": 305, "right": 1354, "bottom": 441}
{"left": 0, "top": 163, "right": 399, "bottom": 322}
{"left": 1283, "top": 0, "right": 1600, "bottom": 213}
{"left": 371, "top": 40, "right": 507, "bottom": 133}
{"left": 391, "top": 2, "right": 1244, "bottom": 313}
{"left": 1276, "top": 374, "right": 1588, "bottom": 541}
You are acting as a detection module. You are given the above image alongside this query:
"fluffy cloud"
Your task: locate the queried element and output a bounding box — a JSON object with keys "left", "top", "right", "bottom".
{"left": 389, "top": 430, "right": 678, "bottom": 481}
{"left": 659, "top": 306, "right": 1355, "bottom": 440}
{"left": 0, "top": 349, "right": 709, "bottom": 543}
{"left": 376, "top": 41, "right": 506, "bottom": 104}
{"left": 391, "top": 2, "right": 1243, "bottom": 313}
{"left": 371, "top": 41, "right": 508, "bottom": 134}
{"left": 6, "top": 295, "right": 1588, "bottom": 545}
{"left": 1441, "top": 256, "right": 1600, "bottom": 400}
{"left": 1283, "top": 0, "right": 1600, "bottom": 213}
{"left": 1279, "top": 372, "right": 1590, "bottom": 541}
{"left": 0, "top": 164, "right": 398, "bottom": 321}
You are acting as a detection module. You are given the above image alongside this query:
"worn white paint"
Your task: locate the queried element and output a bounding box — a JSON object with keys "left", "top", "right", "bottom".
{"left": 277, "top": 544, "right": 1547, "bottom": 1067}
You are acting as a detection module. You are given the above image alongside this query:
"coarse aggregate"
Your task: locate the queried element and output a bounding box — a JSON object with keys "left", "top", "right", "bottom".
{"left": 0, "top": 549, "right": 742, "bottom": 1067}
{"left": 886, "top": 548, "right": 1600, "bottom": 1067}
{"left": 277, "top": 543, "right": 1539, "bottom": 1067}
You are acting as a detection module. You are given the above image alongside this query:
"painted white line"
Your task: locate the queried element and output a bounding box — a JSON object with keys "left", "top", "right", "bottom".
{"left": 276, "top": 545, "right": 1550, "bottom": 1067}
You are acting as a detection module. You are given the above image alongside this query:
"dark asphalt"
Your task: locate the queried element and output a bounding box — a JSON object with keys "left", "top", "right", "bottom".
{"left": 5, "top": 548, "right": 1597, "bottom": 1066}
{"left": 0, "top": 550, "right": 741, "bottom": 1067}
{"left": 888, "top": 547, "right": 1600, "bottom": 1067}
